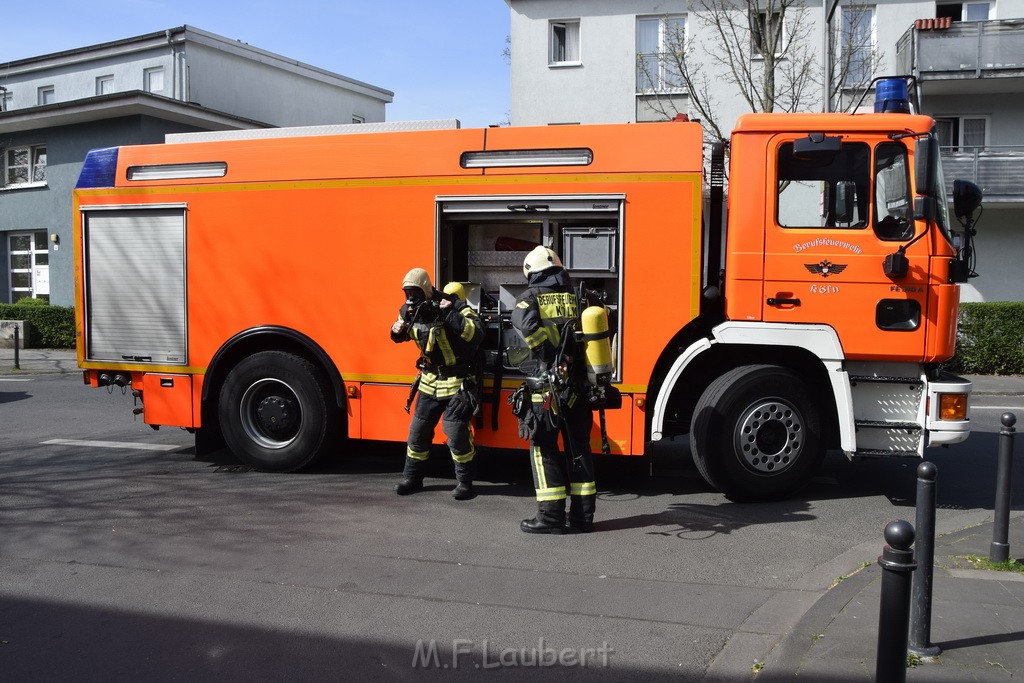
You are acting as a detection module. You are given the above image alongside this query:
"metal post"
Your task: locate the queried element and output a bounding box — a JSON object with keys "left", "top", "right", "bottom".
{"left": 991, "top": 412, "right": 1018, "bottom": 563}
{"left": 910, "top": 461, "right": 941, "bottom": 656}
{"left": 876, "top": 519, "right": 916, "bottom": 683}
{"left": 13, "top": 325, "right": 19, "bottom": 370}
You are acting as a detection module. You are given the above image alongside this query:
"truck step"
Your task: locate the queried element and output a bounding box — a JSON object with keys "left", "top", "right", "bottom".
{"left": 853, "top": 449, "right": 920, "bottom": 459}
{"left": 849, "top": 375, "right": 923, "bottom": 385}
{"left": 855, "top": 420, "right": 922, "bottom": 430}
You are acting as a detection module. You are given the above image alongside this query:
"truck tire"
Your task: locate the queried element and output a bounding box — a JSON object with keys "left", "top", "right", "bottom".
{"left": 690, "top": 365, "right": 823, "bottom": 500}
{"left": 218, "top": 351, "right": 340, "bottom": 472}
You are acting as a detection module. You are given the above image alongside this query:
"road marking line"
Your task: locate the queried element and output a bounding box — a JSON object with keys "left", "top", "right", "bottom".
{"left": 42, "top": 439, "right": 180, "bottom": 451}
{"left": 0, "top": 378, "right": 32, "bottom": 382}
{"left": 971, "top": 406, "right": 1023, "bottom": 410}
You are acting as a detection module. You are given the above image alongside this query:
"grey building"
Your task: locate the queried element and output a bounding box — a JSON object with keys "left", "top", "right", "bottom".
{"left": 0, "top": 25, "right": 393, "bottom": 306}
{"left": 505, "top": 0, "right": 1024, "bottom": 303}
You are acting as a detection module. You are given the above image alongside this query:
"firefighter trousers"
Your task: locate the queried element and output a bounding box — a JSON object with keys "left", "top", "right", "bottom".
{"left": 528, "top": 395, "right": 595, "bottom": 527}
{"left": 403, "top": 391, "right": 475, "bottom": 483}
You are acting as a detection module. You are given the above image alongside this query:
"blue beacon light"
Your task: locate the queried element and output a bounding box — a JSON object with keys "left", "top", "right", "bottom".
{"left": 874, "top": 78, "right": 911, "bottom": 114}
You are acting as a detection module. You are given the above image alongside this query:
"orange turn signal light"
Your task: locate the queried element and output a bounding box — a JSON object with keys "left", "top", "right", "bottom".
{"left": 939, "top": 393, "right": 968, "bottom": 421}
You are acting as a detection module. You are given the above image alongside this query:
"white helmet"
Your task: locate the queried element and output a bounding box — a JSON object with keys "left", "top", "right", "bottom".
{"left": 401, "top": 268, "right": 433, "bottom": 299}
{"left": 523, "top": 245, "right": 563, "bottom": 278}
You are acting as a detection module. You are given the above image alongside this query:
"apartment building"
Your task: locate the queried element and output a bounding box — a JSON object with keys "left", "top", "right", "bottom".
{"left": 0, "top": 26, "right": 393, "bottom": 306}
{"left": 506, "top": 0, "right": 1024, "bottom": 302}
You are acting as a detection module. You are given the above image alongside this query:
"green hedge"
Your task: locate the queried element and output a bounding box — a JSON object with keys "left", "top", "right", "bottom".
{"left": 0, "top": 304, "right": 75, "bottom": 348}
{"left": 944, "top": 302, "right": 1024, "bottom": 375}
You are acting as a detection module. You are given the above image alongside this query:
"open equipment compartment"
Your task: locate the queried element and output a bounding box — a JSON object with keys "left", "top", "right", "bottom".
{"left": 436, "top": 194, "right": 623, "bottom": 382}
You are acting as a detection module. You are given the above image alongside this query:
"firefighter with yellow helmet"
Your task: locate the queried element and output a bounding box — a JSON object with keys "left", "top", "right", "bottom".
{"left": 390, "top": 268, "right": 483, "bottom": 500}
{"left": 511, "top": 246, "right": 597, "bottom": 533}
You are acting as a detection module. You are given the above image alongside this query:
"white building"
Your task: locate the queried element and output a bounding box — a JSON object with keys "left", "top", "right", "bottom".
{"left": 506, "top": 0, "right": 1024, "bottom": 302}
{"left": 0, "top": 26, "right": 393, "bottom": 306}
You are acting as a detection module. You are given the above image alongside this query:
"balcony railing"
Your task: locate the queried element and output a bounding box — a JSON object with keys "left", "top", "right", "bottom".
{"left": 897, "top": 19, "right": 1024, "bottom": 79}
{"left": 942, "top": 146, "right": 1024, "bottom": 202}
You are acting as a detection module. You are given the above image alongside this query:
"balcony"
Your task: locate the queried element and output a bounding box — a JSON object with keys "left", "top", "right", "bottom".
{"left": 897, "top": 19, "right": 1024, "bottom": 93}
{"left": 942, "top": 146, "right": 1024, "bottom": 203}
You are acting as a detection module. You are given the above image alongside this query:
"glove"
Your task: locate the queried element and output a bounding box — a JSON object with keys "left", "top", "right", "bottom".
{"left": 517, "top": 409, "right": 538, "bottom": 441}
{"left": 445, "top": 382, "right": 480, "bottom": 421}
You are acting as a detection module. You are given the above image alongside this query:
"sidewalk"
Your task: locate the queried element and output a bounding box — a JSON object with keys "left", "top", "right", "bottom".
{"left": 761, "top": 517, "right": 1024, "bottom": 681}
{"left": 0, "top": 348, "right": 79, "bottom": 375}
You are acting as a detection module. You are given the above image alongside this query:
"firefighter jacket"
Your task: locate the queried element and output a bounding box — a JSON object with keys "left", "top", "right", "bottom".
{"left": 511, "top": 268, "right": 584, "bottom": 378}
{"left": 391, "top": 292, "right": 483, "bottom": 399}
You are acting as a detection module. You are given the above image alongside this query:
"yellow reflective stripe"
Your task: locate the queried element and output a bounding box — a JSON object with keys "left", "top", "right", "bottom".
{"left": 522, "top": 327, "right": 547, "bottom": 349}
{"left": 536, "top": 486, "right": 567, "bottom": 502}
{"left": 451, "top": 446, "right": 475, "bottom": 463}
{"left": 544, "top": 323, "right": 561, "bottom": 347}
{"left": 418, "top": 373, "right": 464, "bottom": 398}
{"left": 531, "top": 446, "right": 547, "bottom": 490}
{"left": 536, "top": 485, "right": 569, "bottom": 501}
{"left": 460, "top": 318, "right": 477, "bottom": 342}
{"left": 531, "top": 393, "right": 546, "bottom": 403}
{"left": 570, "top": 482, "right": 597, "bottom": 496}
{"left": 407, "top": 447, "right": 429, "bottom": 461}
{"left": 436, "top": 329, "right": 456, "bottom": 365}
{"left": 516, "top": 301, "right": 530, "bottom": 309}
{"left": 566, "top": 393, "right": 577, "bottom": 408}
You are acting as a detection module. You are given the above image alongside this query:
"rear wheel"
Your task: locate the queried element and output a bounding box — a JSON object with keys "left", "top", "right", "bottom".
{"left": 218, "top": 351, "right": 340, "bottom": 471}
{"left": 691, "top": 365, "right": 824, "bottom": 500}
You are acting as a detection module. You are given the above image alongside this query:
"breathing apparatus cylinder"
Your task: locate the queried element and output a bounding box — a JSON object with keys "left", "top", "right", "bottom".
{"left": 581, "top": 305, "right": 614, "bottom": 385}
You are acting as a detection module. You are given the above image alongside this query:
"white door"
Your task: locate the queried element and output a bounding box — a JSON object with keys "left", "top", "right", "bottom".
{"left": 8, "top": 231, "right": 49, "bottom": 303}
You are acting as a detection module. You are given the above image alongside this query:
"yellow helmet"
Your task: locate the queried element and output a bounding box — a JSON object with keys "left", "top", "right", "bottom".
{"left": 443, "top": 282, "right": 466, "bottom": 300}
{"left": 401, "top": 268, "right": 433, "bottom": 298}
{"left": 523, "top": 245, "right": 562, "bottom": 278}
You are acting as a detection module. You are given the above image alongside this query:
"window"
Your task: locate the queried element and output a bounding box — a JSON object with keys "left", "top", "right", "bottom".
{"left": 0, "top": 88, "right": 11, "bottom": 112}
{"left": 873, "top": 142, "right": 913, "bottom": 240}
{"left": 637, "top": 15, "right": 687, "bottom": 92}
{"left": 8, "top": 231, "right": 49, "bottom": 303}
{"left": 839, "top": 7, "right": 875, "bottom": 86}
{"left": 37, "top": 86, "right": 55, "bottom": 106}
{"left": 352, "top": 115, "right": 365, "bottom": 124}
{"left": 144, "top": 67, "right": 165, "bottom": 93}
{"left": 937, "top": 2, "right": 991, "bottom": 21}
{"left": 550, "top": 20, "right": 580, "bottom": 64}
{"left": 3, "top": 144, "right": 47, "bottom": 187}
{"left": 751, "top": 12, "right": 785, "bottom": 58}
{"left": 96, "top": 75, "right": 115, "bottom": 95}
{"left": 935, "top": 116, "right": 988, "bottom": 150}
{"left": 777, "top": 141, "right": 870, "bottom": 228}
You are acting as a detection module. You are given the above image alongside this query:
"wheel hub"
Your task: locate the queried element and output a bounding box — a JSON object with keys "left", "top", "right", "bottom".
{"left": 736, "top": 400, "right": 803, "bottom": 474}
{"left": 256, "top": 396, "right": 294, "bottom": 435}
{"left": 239, "top": 378, "right": 302, "bottom": 449}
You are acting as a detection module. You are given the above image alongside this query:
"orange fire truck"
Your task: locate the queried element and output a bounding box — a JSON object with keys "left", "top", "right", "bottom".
{"left": 72, "top": 79, "right": 980, "bottom": 499}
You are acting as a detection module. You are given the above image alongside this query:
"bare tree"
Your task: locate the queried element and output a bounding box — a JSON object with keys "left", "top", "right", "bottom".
{"left": 637, "top": 1, "right": 881, "bottom": 139}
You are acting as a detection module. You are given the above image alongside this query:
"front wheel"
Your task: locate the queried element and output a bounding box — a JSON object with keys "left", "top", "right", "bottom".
{"left": 690, "top": 365, "right": 824, "bottom": 501}
{"left": 218, "top": 351, "right": 340, "bottom": 472}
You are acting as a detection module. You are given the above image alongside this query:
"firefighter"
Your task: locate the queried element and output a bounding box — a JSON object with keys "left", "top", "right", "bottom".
{"left": 390, "top": 268, "right": 483, "bottom": 500}
{"left": 511, "top": 246, "right": 596, "bottom": 534}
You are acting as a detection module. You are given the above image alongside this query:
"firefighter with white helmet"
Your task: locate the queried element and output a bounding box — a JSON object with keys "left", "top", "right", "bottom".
{"left": 390, "top": 268, "right": 483, "bottom": 500}
{"left": 511, "top": 246, "right": 597, "bottom": 533}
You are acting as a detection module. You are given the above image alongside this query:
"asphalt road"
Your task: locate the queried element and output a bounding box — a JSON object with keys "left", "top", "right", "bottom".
{"left": 1, "top": 374, "right": 1022, "bottom": 681}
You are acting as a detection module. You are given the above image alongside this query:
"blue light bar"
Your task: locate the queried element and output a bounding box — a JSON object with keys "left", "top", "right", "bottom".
{"left": 76, "top": 147, "right": 119, "bottom": 188}
{"left": 874, "top": 78, "right": 911, "bottom": 114}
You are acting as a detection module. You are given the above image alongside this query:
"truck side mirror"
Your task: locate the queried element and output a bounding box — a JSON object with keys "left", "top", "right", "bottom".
{"left": 953, "top": 179, "right": 983, "bottom": 219}
{"left": 914, "top": 137, "right": 937, "bottom": 196}
{"left": 834, "top": 181, "right": 856, "bottom": 223}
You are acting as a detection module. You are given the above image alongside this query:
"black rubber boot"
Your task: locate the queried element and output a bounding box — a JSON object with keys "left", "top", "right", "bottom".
{"left": 520, "top": 500, "right": 566, "bottom": 534}
{"left": 452, "top": 482, "right": 475, "bottom": 500}
{"left": 569, "top": 493, "right": 596, "bottom": 533}
{"left": 396, "top": 456, "right": 425, "bottom": 496}
{"left": 395, "top": 479, "right": 423, "bottom": 496}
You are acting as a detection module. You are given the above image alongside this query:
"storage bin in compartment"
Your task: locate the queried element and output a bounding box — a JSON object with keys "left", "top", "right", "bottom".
{"left": 563, "top": 227, "right": 618, "bottom": 272}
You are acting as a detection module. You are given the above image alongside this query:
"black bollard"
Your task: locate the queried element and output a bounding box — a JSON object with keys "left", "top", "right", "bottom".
{"left": 909, "top": 461, "right": 941, "bottom": 656}
{"left": 13, "top": 325, "right": 19, "bottom": 370}
{"left": 991, "top": 412, "right": 1018, "bottom": 563}
{"left": 876, "top": 519, "right": 916, "bottom": 683}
